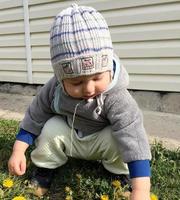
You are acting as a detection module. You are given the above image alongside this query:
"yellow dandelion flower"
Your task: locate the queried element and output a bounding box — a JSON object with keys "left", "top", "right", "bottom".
{"left": 65, "top": 186, "right": 73, "bottom": 196}
{"left": 112, "top": 180, "right": 121, "bottom": 188}
{"left": 150, "top": 193, "right": 158, "bottom": 200}
{"left": 65, "top": 186, "right": 71, "bottom": 193}
{"left": 12, "top": 196, "right": 26, "bottom": 200}
{"left": 65, "top": 195, "right": 72, "bottom": 200}
{"left": 2, "top": 178, "right": 14, "bottom": 188}
{"left": 100, "top": 194, "right": 109, "bottom": 200}
{"left": 65, "top": 186, "right": 72, "bottom": 193}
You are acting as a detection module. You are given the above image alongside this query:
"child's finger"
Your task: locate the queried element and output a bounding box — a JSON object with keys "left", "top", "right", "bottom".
{"left": 13, "top": 162, "right": 24, "bottom": 175}
{"left": 20, "top": 161, "right": 26, "bottom": 174}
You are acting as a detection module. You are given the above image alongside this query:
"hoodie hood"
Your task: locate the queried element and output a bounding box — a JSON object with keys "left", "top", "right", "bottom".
{"left": 103, "top": 54, "right": 129, "bottom": 95}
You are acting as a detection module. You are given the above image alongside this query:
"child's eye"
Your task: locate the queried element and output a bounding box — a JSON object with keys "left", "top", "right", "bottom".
{"left": 93, "top": 77, "right": 101, "bottom": 81}
{"left": 72, "top": 82, "right": 82, "bottom": 86}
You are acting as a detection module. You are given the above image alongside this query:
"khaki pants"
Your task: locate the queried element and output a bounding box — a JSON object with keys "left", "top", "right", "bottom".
{"left": 31, "top": 116, "right": 128, "bottom": 175}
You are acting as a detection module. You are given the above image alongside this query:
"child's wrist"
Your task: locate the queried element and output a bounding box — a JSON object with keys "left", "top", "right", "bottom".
{"left": 131, "top": 177, "right": 151, "bottom": 191}
{"left": 13, "top": 140, "right": 29, "bottom": 153}
{"left": 12, "top": 148, "right": 26, "bottom": 153}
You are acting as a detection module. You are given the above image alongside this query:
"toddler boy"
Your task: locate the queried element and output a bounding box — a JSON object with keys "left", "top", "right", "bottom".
{"left": 8, "top": 4, "right": 151, "bottom": 199}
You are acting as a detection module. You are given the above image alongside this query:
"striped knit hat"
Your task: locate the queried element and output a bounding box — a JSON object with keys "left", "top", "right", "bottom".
{"left": 50, "top": 3, "right": 113, "bottom": 83}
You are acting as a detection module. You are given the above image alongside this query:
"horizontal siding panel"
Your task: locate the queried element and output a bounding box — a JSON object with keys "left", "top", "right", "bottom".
{"left": 0, "top": 0, "right": 22, "bottom": 10}
{"left": 30, "top": 18, "right": 52, "bottom": 33}
{"left": 28, "top": 0, "right": 180, "bottom": 7}
{"left": 116, "top": 47, "right": 180, "bottom": 58}
{"left": 129, "top": 74, "right": 180, "bottom": 92}
{"left": 31, "top": 33, "right": 48, "bottom": 46}
{"left": 0, "top": 21, "right": 24, "bottom": 34}
{"left": 32, "top": 60, "right": 52, "bottom": 72}
{"left": 31, "top": 46, "right": 50, "bottom": 59}
{"left": 104, "top": 4, "right": 180, "bottom": 26}
{"left": 89, "top": 0, "right": 180, "bottom": 11}
{"left": 0, "top": 7, "right": 24, "bottom": 23}
{"left": 0, "top": 71, "right": 27, "bottom": 83}
{"left": 32, "top": 72, "right": 54, "bottom": 84}
{"left": 28, "top": 0, "right": 61, "bottom": 6}
{"left": 0, "top": 34, "right": 25, "bottom": 47}
{"left": 29, "top": 1, "right": 70, "bottom": 19}
{"left": 111, "top": 22, "right": 180, "bottom": 42}
{"left": 123, "top": 58, "right": 180, "bottom": 75}
{"left": 127, "top": 65, "right": 180, "bottom": 75}
{"left": 28, "top": 0, "right": 180, "bottom": 18}
{"left": 114, "top": 40, "right": 180, "bottom": 58}
{"left": 0, "top": 47, "right": 26, "bottom": 59}
{"left": 0, "top": 60, "right": 26, "bottom": 71}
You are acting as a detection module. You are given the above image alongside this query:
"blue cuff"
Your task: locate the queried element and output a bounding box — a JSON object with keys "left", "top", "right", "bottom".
{"left": 128, "top": 160, "right": 151, "bottom": 178}
{"left": 16, "top": 128, "right": 37, "bottom": 145}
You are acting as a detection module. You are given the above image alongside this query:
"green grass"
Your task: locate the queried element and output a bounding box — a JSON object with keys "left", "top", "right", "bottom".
{"left": 0, "top": 119, "right": 179, "bottom": 200}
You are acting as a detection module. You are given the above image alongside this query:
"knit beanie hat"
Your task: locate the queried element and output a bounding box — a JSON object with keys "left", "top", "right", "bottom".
{"left": 50, "top": 3, "right": 113, "bottom": 83}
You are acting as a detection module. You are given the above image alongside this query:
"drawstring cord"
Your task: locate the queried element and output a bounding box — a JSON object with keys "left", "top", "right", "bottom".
{"left": 70, "top": 102, "right": 80, "bottom": 157}
{"left": 96, "top": 94, "right": 103, "bottom": 115}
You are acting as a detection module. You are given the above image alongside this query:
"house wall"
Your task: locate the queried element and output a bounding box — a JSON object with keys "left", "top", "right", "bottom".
{"left": 0, "top": 0, "right": 180, "bottom": 91}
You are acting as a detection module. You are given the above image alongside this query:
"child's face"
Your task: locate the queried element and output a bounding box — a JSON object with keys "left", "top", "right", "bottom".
{"left": 63, "top": 71, "right": 111, "bottom": 99}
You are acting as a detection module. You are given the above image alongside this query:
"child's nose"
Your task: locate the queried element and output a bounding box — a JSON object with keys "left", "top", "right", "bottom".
{"left": 83, "top": 81, "right": 95, "bottom": 94}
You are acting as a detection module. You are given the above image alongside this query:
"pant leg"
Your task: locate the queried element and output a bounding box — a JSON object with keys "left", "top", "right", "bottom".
{"left": 85, "top": 126, "right": 129, "bottom": 175}
{"left": 70, "top": 126, "right": 128, "bottom": 175}
{"left": 31, "top": 115, "right": 99, "bottom": 168}
{"left": 31, "top": 116, "right": 128, "bottom": 175}
{"left": 31, "top": 116, "right": 72, "bottom": 168}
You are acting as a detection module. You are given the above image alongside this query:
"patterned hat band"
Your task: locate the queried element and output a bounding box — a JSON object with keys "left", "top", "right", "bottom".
{"left": 53, "top": 50, "right": 113, "bottom": 82}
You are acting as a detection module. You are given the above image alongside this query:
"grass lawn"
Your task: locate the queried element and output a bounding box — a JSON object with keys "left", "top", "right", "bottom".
{"left": 0, "top": 119, "right": 179, "bottom": 200}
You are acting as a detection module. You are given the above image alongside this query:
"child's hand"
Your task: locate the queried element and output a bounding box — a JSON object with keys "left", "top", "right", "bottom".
{"left": 8, "top": 150, "right": 26, "bottom": 175}
{"left": 8, "top": 140, "right": 29, "bottom": 176}
{"left": 130, "top": 190, "right": 150, "bottom": 200}
{"left": 130, "top": 177, "right": 151, "bottom": 200}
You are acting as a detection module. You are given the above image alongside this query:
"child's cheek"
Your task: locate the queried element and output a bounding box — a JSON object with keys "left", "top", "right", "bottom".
{"left": 73, "top": 87, "right": 81, "bottom": 96}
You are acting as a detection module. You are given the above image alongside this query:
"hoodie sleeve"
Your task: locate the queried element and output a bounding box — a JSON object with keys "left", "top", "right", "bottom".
{"left": 19, "top": 76, "right": 58, "bottom": 136}
{"left": 105, "top": 88, "right": 151, "bottom": 163}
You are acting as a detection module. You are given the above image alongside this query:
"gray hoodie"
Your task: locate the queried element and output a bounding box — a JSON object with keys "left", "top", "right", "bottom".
{"left": 20, "top": 57, "right": 151, "bottom": 163}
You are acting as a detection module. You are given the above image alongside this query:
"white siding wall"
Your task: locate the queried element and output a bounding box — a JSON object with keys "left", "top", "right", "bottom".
{"left": 0, "top": 0, "right": 180, "bottom": 91}
{"left": 0, "top": 0, "right": 27, "bottom": 82}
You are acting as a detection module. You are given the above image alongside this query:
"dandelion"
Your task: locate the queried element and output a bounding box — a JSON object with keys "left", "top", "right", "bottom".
{"left": 100, "top": 194, "right": 109, "bottom": 200}
{"left": 65, "top": 195, "right": 73, "bottom": 200}
{"left": 150, "top": 193, "right": 158, "bottom": 200}
{"left": 2, "top": 178, "right": 14, "bottom": 188}
{"left": 112, "top": 180, "right": 121, "bottom": 188}
{"left": 12, "top": 196, "right": 26, "bottom": 200}
{"left": 65, "top": 186, "right": 72, "bottom": 193}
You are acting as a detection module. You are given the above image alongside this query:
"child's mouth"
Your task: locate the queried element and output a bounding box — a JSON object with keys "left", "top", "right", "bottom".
{"left": 83, "top": 95, "right": 95, "bottom": 99}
